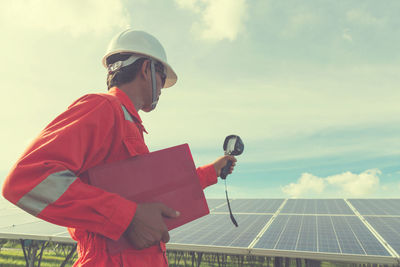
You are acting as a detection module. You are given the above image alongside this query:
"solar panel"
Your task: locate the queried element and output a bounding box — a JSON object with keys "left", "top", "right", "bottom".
{"left": 331, "top": 216, "right": 389, "bottom": 256}
{"left": 0, "top": 198, "right": 22, "bottom": 215}
{"left": 253, "top": 215, "right": 390, "bottom": 256}
{"left": 212, "top": 199, "right": 284, "bottom": 213}
{"left": 0, "top": 220, "right": 67, "bottom": 237}
{"left": 348, "top": 199, "right": 400, "bottom": 215}
{"left": 0, "top": 213, "right": 40, "bottom": 228}
{"left": 296, "top": 215, "right": 318, "bottom": 252}
{"left": 0, "top": 200, "right": 14, "bottom": 209}
{"left": 0, "top": 220, "right": 72, "bottom": 243}
{"left": 170, "top": 214, "right": 272, "bottom": 247}
{"left": 1, "top": 196, "right": 399, "bottom": 264}
{"left": 206, "top": 198, "right": 226, "bottom": 210}
{"left": 365, "top": 216, "right": 400, "bottom": 255}
{"left": 281, "top": 199, "right": 354, "bottom": 214}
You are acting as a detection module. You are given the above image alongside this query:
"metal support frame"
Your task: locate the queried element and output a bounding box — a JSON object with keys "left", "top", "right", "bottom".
{"left": 60, "top": 243, "right": 77, "bottom": 267}
{"left": 20, "top": 239, "right": 49, "bottom": 267}
{"left": 166, "top": 249, "right": 400, "bottom": 267}
{"left": 9, "top": 239, "right": 77, "bottom": 267}
{"left": 167, "top": 251, "right": 326, "bottom": 267}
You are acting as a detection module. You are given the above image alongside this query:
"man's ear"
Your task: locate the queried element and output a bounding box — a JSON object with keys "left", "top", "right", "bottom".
{"left": 140, "top": 59, "right": 150, "bottom": 78}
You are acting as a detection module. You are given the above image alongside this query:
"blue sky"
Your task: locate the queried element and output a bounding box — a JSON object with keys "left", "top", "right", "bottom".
{"left": 0, "top": 0, "right": 399, "bottom": 199}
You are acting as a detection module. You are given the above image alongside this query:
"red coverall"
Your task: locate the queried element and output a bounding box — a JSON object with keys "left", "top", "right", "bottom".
{"left": 2, "top": 87, "right": 217, "bottom": 266}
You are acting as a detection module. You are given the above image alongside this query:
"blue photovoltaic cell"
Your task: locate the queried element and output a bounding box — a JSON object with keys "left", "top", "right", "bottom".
{"left": 274, "top": 215, "right": 302, "bottom": 250}
{"left": 253, "top": 215, "right": 287, "bottom": 250}
{"left": 317, "top": 216, "right": 340, "bottom": 253}
{"left": 170, "top": 214, "right": 271, "bottom": 248}
{"left": 281, "top": 199, "right": 354, "bottom": 214}
{"left": 206, "top": 199, "right": 227, "bottom": 210}
{"left": 331, "top": 216, "right": 364, "bottom": 255}
{"left": 331, "top": 216, "right": 389, "bottom": 256}
{"left": 212, "top": 199, "right": 284, "bottom": 213}
{"left": 254, "top": 215, "right": 390, "bottom": 256}
{"left": 349, "top": 199, "right": 400, "bottom": 215}
{"left": 365, "top": 216, "right": 400, "bottom": 255}
{"left": 297, "top": 216, "right": 318, "bottom": 252}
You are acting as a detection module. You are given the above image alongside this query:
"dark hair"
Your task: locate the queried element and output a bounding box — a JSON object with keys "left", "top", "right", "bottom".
{"left": 106, "top": 54, "right": 146, "bottom": 89}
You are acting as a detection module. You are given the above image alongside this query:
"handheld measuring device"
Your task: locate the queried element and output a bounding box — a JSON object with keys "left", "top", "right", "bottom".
{"left": 221, "top": 135, "right": 244, "bottom": 227}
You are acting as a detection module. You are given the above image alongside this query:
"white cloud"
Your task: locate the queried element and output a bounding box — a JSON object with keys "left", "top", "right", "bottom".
{"left": 282, "top": 169, "right": 382, "bottom": 198}
{"left": 326, "top": 169, "right": 380, "bottom": 197}
{"left": 346, "top": 9, "right": 383, "bottom": 26}
{"left": 175, "top": 0, "right": 248, "bottom": 41}
{"left": 0, "top": 0, "right": 129, "bottom": 37}
{"left": 281, "top": 173, "right": 325, "bottom": 198}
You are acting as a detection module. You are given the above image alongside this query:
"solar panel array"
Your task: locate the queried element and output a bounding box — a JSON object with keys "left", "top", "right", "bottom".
{"left": 281, "top": 199, "right": 354, "bottom": 214}
{"left": 365, "top": 217, "right": 400, "bottom": 255}
{"left": 0, "top": 197, "right": 70, "bottom": 242}
{"left": 169, "top": 198, "right": 400, "bottom": 264}
{"left": 253, "top": 215, "right": 389, "bottom": 256}
{"left": 170, "top": 214, "right": 272, "bottom": 247}
{"left": 1, "top": 197, "right": 400, "bottom": 264}
{"left": 348, "top": 199, "right": 400, "bottom": 216}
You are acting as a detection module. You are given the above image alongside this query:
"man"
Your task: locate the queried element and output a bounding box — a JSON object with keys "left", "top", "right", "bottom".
{"left": 2, "top": 29, "right": 236, "bottom": 266}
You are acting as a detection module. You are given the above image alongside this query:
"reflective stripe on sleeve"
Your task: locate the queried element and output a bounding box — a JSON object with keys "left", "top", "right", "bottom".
{"left": 121, "top": 105, "right": 134, "bottom": 122}
{"left": 16, "top": 170, "right": 77, "bottom": 216}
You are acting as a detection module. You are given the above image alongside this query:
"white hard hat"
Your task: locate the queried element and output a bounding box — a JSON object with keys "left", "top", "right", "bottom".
{"left": 102, "top": 29, "right": 177, "bottom": 88}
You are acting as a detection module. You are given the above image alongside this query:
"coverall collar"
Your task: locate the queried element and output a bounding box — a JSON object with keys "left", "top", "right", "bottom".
{"left": 108, "top": 87, "right": 148, "bottom": 133}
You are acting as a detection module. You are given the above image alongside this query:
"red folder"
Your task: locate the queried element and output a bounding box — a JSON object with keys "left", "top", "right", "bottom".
{"left": 87, "top": 143, "right": 209, "bottom": 254}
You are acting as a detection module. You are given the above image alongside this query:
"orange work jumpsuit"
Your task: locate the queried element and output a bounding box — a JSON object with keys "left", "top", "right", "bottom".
{"left": 2, "top": 87, "right": 217, "bottom": 266}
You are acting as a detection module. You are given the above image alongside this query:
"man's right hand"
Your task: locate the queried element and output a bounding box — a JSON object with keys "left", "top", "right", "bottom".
{"left": 124, "top": 203, "right": 180, "bottom": 250}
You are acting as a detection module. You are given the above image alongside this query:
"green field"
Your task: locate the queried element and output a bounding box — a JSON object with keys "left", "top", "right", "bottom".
{"left": 0, "top": 249, "right": 74, "bottom": 267}
{"left": 0, "top": 240, "right": 75, "bottom": 267}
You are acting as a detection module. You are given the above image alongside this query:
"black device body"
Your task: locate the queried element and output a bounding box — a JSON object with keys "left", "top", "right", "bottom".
{"left": 220, "top": 135, "right": 244, "bottom": 227}
{"left": 220, "top": 135, "right": 244, "bottom": 179}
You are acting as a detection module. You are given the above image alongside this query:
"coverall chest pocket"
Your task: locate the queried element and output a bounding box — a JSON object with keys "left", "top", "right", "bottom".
{"left": 123, "top": 122, "right": 149, "bottom": 156}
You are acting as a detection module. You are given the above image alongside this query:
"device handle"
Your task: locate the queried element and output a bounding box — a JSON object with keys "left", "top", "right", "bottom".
{"left": 220, "top": 160, "right": 233, "bottom": 179}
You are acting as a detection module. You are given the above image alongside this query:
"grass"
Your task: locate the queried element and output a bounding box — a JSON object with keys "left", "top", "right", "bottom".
{"left": 0, "top": 249, "right": 74, "bottom": 267}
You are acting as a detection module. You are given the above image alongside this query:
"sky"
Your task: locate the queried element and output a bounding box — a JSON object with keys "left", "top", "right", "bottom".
{"left": 0, "top": 0, "right": 399, "bottom": 199}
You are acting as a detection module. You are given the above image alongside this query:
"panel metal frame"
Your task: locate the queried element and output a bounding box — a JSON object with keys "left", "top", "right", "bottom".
{"left": 165, "top": 243, "right": 399, "bottom": 265}
{"left": 0, "top": 232, "right": 74, "bottom": 244}
{"left": 248, "top": 199, "right": 288, "bottom": 248}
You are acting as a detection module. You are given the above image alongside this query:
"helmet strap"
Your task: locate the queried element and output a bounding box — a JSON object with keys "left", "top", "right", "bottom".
{"left": 150, "top": 60, "right": 158, "bottom": 110}
{"left": 107, "top": 54, "right": 141, "bottom": 74}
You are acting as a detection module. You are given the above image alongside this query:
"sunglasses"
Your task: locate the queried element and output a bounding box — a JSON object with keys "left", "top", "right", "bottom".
{"left": 154, "top": 62, "right": 166, "bottom": 87}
